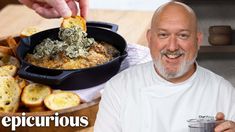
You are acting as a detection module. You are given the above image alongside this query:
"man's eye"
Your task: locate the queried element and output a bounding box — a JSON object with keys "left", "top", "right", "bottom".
{"left": 178, "top": 34, "right": 189, "bottom": 39}
{"left": 158, "top": 33, "right": 168, "bottom": 39}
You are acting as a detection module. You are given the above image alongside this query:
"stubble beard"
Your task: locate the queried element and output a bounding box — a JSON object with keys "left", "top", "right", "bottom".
{"left": 153, "top": 52, "right": 197, "bottom": 80}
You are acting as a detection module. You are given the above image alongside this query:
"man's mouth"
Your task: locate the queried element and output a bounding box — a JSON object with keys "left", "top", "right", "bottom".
{"left": 165, "top": 54, "right": 183, "bottom": 59}
{"left": 161, "top": 50, "right": 185, "bottom": 63}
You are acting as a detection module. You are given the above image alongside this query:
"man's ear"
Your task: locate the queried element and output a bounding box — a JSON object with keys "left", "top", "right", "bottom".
{"left": 197, "top": 32, "right": 203, "bottom": 47}
{"left": 146, "top": 29, "right": 152, "bottom": 47}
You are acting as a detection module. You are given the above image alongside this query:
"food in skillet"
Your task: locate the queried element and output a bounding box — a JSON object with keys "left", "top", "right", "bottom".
{"left": 0, "top": 37, "right": 84, "bottom": 113}
{"left": 25, "top": 17, "right": 120, "bottom": 69}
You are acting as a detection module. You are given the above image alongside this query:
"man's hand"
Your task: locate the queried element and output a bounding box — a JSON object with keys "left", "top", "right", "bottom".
{"left": 19, "top": 0, "right": 88, "bottom": 19}
{"left": 214, "top": 112, "right": 235, "bottom": 132}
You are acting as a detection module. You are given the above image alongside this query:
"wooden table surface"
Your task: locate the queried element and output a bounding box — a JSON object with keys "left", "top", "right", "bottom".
{"left": 0, "top": 5, "right": 154, "bottom": 132}
{"left": 0, "top": 5, "right": 154, "bottom": 46}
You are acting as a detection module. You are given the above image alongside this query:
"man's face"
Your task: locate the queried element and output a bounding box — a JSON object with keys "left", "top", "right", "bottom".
{"left": 147, "top": 8, "right": 202, "bottom": 80}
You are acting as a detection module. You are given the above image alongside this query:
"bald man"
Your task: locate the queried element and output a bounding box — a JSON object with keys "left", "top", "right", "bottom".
{"left": 94, "top": 2, "right": 235, "bottom": 132}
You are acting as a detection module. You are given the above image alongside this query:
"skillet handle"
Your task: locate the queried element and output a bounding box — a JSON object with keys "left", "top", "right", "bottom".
{"left": 87, "top": 21, "right": 118, "bottom": 32}
{"left": 119, "top": 51, "right": 128, "bottom": 62}
{"left": 18, "top": 64, "right": 73, "bottom": 85}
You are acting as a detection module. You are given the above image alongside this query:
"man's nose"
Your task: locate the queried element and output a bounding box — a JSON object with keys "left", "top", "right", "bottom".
{"left": 167, "top": 35, "right": 179, "bottom": 51}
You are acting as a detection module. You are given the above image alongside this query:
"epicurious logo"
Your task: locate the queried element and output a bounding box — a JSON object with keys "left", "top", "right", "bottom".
{"left": 1, "top": 112, "right": 89, "bottom": 131}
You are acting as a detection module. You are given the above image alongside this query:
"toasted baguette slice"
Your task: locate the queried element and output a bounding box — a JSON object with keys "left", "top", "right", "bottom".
{"left": 6, "top": 36, "right": 18, "bottom": 56}
{"left": 52, "top": 90, "right": 62, "bottom": 94}
{"left": 0, "top": 46, "right": 13, "bottom": 55}
{"left": 0, "top": 76, "right": 21, "bottom": 112}
{"left": 0, "top": 68, "right": 11, "bottom": 77}
{"left": 15, "top": 75, "right": 29, "bottom": 89}
{"left": 0, "top": 52, "right": 20, "bottom": 68}
{"left": 61, "top": 16, "right": 86, "bottom": 31}
{"left": 44, "top": 92, "right": 81, "bottom": 111}
{"left": 20, "top": 26, "right": 40, "bottom": 38}
{"left": 6, "top": 36, "right": 18, "bottom": 48}
{"left": 21, "top": 83, "right": 52, "bottom": 107}
{"left": 0, "top": 65, "right": 17, "bottom": 77}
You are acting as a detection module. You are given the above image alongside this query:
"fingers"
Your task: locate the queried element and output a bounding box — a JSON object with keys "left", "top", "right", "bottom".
{"left": 77, "top": 0, "right": 89, "bottom": 19}
{"left": 45, "top": 0, "right": 72, "bottom": 18}
{"left": 223, "top": 130, "right": 233, "bottom": 132}
{"left": 20, "top": 0, "right": 88, "bottom": 18}
{"left": 18, "top": 0, "right": 34, "bottom": 8}
{"left": 67, "top": 0, "right": 78, "bottom": 17}
{"left": 215, "top": 121, "right": 235, "bottom": 132}
{"left": 32, "top": 3, "right": 61, "bottom": 18}
{"left": 216, "top": 112, "right": 225, "bottom": 120}
{"left": 19, "top": 0, "right": 62, "bottom": 18}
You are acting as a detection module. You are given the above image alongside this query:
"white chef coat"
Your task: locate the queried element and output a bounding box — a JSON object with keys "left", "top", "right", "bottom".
{"left": 94, "top": 61, "right": 235, "bottom": 132}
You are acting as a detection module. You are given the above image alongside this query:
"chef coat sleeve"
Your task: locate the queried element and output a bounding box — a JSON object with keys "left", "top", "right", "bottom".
{"left": 94, "top": 80, "right": 123, "bottom": 132}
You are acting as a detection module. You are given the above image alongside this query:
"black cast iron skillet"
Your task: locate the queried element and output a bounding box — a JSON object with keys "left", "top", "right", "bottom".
{"left": 17, "top": 21, "right": 127, "bottom": 90}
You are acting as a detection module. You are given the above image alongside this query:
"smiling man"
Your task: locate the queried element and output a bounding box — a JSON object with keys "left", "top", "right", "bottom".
{"left": 148, "top": 2, "right": 199, "bottom": 83}
{"left": 94, "top": 2, "right": 235, "bottom": 132}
